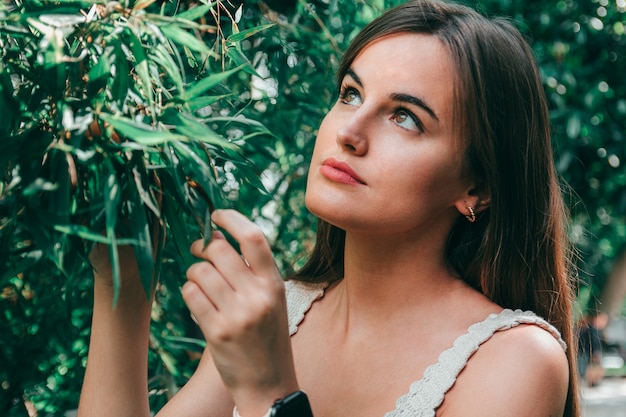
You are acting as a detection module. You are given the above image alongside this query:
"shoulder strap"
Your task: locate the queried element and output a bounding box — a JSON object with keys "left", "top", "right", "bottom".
{"left": 387, "top": 309, "right": 566, "bottom": 417}
{"left": 285, "top": 280, "right": 328, "bottom": 336}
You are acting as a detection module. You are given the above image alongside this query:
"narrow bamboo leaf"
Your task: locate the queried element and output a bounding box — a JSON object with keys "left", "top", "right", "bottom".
{"left": 161, "top": 143, "right": 191, "bottom": 204}
{"left": 160, "top": 173, "right": 195, "bottom": 268}
{"left": 226, "top": 24, "right": 275, "bottom": 43}
{"left": 173, "top": 142, "right": 225, "bottom": 217}
{"left": 160, "top": 24, "right": 211, "bottom": 55}
{"left": 170, "top": 141, "right": 216, "bottom": 187}
{"left": 112, "top": 43, "right": 130, "bottom": 105}
{"left": 131, "top": 165, "right": 161, "bottom": 218}
{"left": 232, "top": 131, "right": 273, "bottom": 143}
{"left": 54, "top": 225, "right": 137, "bottom": 245}
{"left": 99, "top": 113, "right": 188, "bottom": 145}
{"left": 206, "top": 115, "right": 273, "bottom": 133}
{"left": 125, "top": 29, "right": 154, "bottom": 109}
{"left": 109, "top": 233, "right": 121, "bottom": 308}
{"left": 126, "top": 175, "right": 155, "bottom": 299}
{"left": 234, "top": 163, "right": 267, "bottom": 193}
{"left": 88, "top": 54, "right": 110, "bottom": 81}
{"left": 133, "top": 0, "right": 157, "bottom": 11}
{"left": 163, "top": 336, "right": 207, "bottom": 350}
{"left": 152, "top": 44, "right": 184, "bottom": 94}
{"left": 160, "top": 351, "right": 179, "bottom": 376}
{"left": 161, "top": 110, "right": 236, "bottom": 149}
{"left": 103, "top": 162, "right": 122, "bottom": 307}
{"left": 188, "top": 93, "right": 234, "bottom": 112}
{"left": 187, "top": 186, "right": 209, "bottom": 235}
{"left": 226, "top": 47, "right": 259, "bottom": 77}
{"left": 175, "top": 3, "right": 214, "bottom": 21}
{"left": 202, "top": 207, "right": 212, "bottom": 249}
{"left": 182, "top": 66, "right": 242, "bottom": 100}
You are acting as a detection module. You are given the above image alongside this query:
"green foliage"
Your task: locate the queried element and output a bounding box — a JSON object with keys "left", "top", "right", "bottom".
{"left": 0, "top": 0, "right": 270, "bottom": 301}
{"left": 1, "top": 0, "right": 625, "bottom": 414}
{"left": 0, "top": 0, "right": 271, "bottom": 413}
{"left": 470, "top": 0, "right": 626, "bottom": 302}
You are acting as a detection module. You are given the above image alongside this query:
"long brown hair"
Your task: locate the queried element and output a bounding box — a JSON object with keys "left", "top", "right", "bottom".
{"left": 291, "top": 1, "right": 579, "bottom": 415}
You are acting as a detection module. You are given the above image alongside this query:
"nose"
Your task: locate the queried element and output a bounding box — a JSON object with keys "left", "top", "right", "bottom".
{"left": 336, "top": 110, "right": 369, "bottom": 155}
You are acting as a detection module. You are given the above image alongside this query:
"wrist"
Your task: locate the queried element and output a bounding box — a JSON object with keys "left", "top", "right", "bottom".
{"left": 233, "top": 390, "right": 313, "bottom": 417}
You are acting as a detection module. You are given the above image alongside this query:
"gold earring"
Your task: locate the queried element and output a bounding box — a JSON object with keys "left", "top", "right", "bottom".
{"left": 465, "top": 206, "right": 476, "bottom": 223}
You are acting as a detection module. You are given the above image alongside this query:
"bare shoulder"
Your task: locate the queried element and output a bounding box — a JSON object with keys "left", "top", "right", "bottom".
{"left": 440, "top": 323, "right": 569, "bottom": 417}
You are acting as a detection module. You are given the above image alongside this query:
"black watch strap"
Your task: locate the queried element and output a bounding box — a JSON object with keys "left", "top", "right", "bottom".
{"left": 270, "top": 390, "right": 314, "bottom": 417}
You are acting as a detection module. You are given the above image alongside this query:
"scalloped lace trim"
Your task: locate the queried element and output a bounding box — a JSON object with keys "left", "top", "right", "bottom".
{"left": 385, "top": 309, "right": 566, "bottom": 417}
{"left": 284, "top": 282, "right": 566, "bottom": 417}
{"left": 285, "top": 280, "right": 328, "bottom": 336}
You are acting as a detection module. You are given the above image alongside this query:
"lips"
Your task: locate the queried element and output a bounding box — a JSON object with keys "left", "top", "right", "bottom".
{"left": 320, "top": 158, "right": 366, "bottom": 185}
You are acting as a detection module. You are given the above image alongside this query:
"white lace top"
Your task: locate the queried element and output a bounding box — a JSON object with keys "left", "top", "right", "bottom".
{"left": 284, "top": 280, "right": 566, "bottom": 417}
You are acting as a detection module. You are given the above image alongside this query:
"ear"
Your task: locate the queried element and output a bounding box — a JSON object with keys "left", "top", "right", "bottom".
{"left": 453, "top": 182, "right": 490, "bottom": 218}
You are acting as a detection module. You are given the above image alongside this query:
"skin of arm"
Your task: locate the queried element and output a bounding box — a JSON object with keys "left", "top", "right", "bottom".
{"left": 155, "top": 347, "right": 234, "bottom": 417}
{"left": 438, "top": 325, "right": 569, "bottom": 417}
{"left": 76, "top": 266, "right": 153, "bottom": 417}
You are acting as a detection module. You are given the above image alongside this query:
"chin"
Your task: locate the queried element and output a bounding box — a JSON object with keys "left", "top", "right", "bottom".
{"left": 305, "top": 194, "right": 353, "bottom": 231}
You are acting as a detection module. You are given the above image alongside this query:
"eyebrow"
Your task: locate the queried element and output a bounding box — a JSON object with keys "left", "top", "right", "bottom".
{"left": 344, "top": 68, "right": 440, "bottom": 122}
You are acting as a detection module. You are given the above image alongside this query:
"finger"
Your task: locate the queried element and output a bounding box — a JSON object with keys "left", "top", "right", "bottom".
{"left": 210, "top": 210, "right": 278, "bottom": 282}
{"left": 181, "top": 280, "right": 218, "bottom": 333}
{"left": 190, "top": 230, "right": 227, "bottom": 259}
{"left": 186, "top": 261, "right": 235, "bottom": 310}
{"left": 190, "top": 233, "right": 251, "bottom": 289}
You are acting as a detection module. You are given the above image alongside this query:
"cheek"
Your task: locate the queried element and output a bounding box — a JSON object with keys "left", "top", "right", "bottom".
{"left": 315, "top": 111, "right": 339, "bottom": 146}
{"left": 385, "top": 152, "right": 465, "bottom": 201}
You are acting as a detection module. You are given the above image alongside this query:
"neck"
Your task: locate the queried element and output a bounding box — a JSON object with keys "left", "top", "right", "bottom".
{"left": 334, "top": 228, "right": 461, "bottom": 320}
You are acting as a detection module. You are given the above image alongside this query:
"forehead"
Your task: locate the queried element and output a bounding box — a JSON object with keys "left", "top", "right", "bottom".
{"left": 348, "top": 33, "right": 457, "bottom": 120}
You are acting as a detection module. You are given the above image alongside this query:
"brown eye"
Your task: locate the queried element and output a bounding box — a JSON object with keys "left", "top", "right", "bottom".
{"left": 339, "top": 86, "right": 362, "bottom": 106}
{"left": 391, "top": 109, "right": 423, "bottom": 133}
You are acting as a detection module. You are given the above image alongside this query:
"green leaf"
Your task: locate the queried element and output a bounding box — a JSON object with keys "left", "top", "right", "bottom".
{"left": 126, "top": 170, "right": 155, "bottom": 299}
{"left": 131, "top": 165, "right": 161, "bottom": 218}
{"left": 112, "top": 43, "right": 130, "bottom": 105}
{"left": 175, "top": 4, "right": 215, "bottom": 21}
{"left": 99, "top": 113, "right": 188, "bottom": 145}
{"left": 188, "top": 94, "right": 234, "bottom": 112}
{"left": 202, "top": 207, "right": 212, "bottom": 248}
{"left": 160, "top": 24, "right": 211, "bottom": 55}
{"left": 133, "top": 0, "right": 157, "bottom": 11}
{"left": 162, "top": 335, "right": 206, "bottom": 350}
{"left": 125, "top": 29, "right": 154, "bottom": 111}
{"left": 88, "top": 54, "right": 110, "bottom": 82}
{"left": 53, "top": 225, "right": 137, "bottom": 245}
{"left": 161, "top": 109, "right": 236, "bottom": 149}
{"left": 226, "top": 24, "right": 275, "bottom": 43}
{"left": 152, "top": 43, "right": 184, "bottom": 96}
{"left": 102, "top": 160, "right": 122, "bottom": 306}
{"left": 171, "top": 140, "right": 224, "bottom": 213}
{"left": 226, "top": 47, "right": 259, "bottom": 77}
{"left": 160, "top": 171, "right": 196, "bottom": 268}
{"left": 183, "top": 66, "right": 243, "bottom": 100}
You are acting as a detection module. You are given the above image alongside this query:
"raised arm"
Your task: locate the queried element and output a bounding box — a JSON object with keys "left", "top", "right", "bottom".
{"left": 76, "top": 244, "right": 153, "bottom": 417}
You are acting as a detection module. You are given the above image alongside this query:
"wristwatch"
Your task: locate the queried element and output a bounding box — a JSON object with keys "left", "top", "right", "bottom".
{"left": 270, "top": 390, "right": 314, "bottom": 417}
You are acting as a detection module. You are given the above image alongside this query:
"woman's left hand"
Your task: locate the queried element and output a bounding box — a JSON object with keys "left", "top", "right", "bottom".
{"left": 182, "top": 209, "right": 299, "bottom": 417}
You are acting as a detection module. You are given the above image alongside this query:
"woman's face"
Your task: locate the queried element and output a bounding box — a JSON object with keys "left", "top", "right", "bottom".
{"left": 305, "top": 33, "right": 477, "bottom": 238}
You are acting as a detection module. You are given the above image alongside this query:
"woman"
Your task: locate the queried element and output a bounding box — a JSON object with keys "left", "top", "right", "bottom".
{"left": 78, "top": 1, "right": 580, "bottom": 416}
